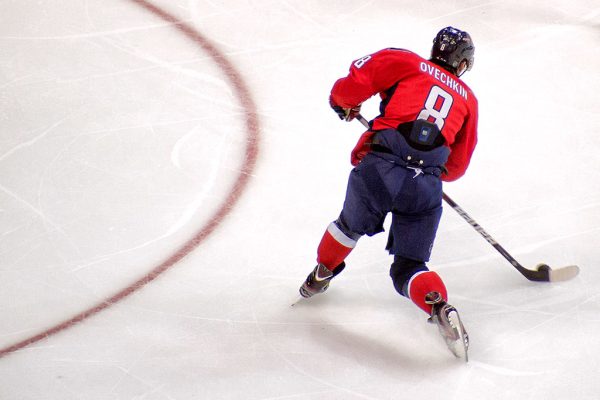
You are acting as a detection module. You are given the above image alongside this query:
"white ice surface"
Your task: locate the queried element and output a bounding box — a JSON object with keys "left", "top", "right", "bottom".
{"left": 1, "top": 1, "right": 599, "bottom": 399}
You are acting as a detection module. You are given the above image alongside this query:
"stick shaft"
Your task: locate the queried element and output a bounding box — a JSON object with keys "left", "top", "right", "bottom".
{"left": 356, "top": 114, "right": 370, "bottom": 129}
{"left": 354, "top": 113, "right": 547, "bottom": 281}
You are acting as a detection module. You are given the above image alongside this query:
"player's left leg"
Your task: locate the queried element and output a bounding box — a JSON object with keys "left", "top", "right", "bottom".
{"left": 299, "top": 155, "right": 391, "bottom": 298}
{"left": 299, "top": 219, "right": 357, "bottom": 298}
{"left": 299, "top": 261, "right": 346, "bottom": 298}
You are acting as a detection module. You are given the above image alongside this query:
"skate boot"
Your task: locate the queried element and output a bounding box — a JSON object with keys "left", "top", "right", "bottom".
{"left": 426, "top": 291, "right": 469, "bottom": 362}
{"left": 299, "top": 262, "right": 345, "bottom": 298}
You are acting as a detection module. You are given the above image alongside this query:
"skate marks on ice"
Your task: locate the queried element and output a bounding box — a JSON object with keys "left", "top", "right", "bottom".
{"left": 251, "top": 308, "right": 385, "bottom": 400}
{"left": 0, "top": 0, "right": 261, "bottom": 358}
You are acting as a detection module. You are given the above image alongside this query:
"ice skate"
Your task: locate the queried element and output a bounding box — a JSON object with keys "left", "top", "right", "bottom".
{"left": 299, "top": 262, "right": 345, "bottom": 298}
{"left": 426, "top": 291, "right": 469, "bottom": 362}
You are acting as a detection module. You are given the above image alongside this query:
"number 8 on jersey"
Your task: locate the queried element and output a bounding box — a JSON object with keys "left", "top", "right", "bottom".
{"left": 417, "top": 85, "right": 453, "bottom": 130}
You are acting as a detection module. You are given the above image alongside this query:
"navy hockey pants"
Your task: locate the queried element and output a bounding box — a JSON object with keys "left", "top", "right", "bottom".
{"left": 337, "top": 128, "right": 451, "bottom": 262}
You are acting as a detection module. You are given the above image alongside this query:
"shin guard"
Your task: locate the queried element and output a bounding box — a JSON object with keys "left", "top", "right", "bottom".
{"left": 407, "top": 271, "right": 448, "bottom": 314}
{"left": 317, "top": 222, "right": 357, "bottom": 271}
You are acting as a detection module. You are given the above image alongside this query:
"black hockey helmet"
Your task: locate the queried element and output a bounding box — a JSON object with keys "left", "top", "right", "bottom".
{"left": 430, "top": 27, "right": 474, "bottom": 76}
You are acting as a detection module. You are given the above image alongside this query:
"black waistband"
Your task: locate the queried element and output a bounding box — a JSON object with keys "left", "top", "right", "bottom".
{"left": 396, "top": 121, "right": 445, "bottom": 151}
{"left": 369, "top": 151, "right": 445, "bottom": 177}
{"left": 369, "top": 126, "right": 450, "bottom": 177}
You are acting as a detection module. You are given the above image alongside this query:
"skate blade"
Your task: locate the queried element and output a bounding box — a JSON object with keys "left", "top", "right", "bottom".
{"left": 290, "top": 295, "right": 304, "bottom": 307}
{"left": 446, "top": 310, "right": 469, "bottom": 362}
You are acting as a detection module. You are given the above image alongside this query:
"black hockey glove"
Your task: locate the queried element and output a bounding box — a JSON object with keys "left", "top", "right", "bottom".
{"left": 329, "top": 96, "right": 361, "bottom": 121}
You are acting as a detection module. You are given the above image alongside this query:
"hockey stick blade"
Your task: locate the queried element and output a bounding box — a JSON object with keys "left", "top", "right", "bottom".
{"left": 536, "top": 263, "right": 580, "bottom": 282}
{"left": 517, "top": 263, "right": 580, "bottom": 282}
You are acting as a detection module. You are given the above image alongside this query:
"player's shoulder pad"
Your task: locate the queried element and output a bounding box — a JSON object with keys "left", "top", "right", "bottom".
{"left": 369, "top": 48, "right": 417, "bottom": 61}
{"left": 388, "top": 48, "right": 420, "bottom": 55}
{"left": 379, "top": 47, "right": 412, "bottom": 54}
{"left": 460, "top": 80, "right": 478, "bottom": 105}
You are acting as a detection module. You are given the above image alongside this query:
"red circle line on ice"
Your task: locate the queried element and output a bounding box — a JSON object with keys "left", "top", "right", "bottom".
{"left": 0, "top": 0, "right": 260, "bottom": 359}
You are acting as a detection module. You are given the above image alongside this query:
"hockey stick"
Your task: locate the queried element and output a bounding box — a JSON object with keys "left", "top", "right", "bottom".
{"left": 355, "top": 113, "right": 579, "bottom": 282}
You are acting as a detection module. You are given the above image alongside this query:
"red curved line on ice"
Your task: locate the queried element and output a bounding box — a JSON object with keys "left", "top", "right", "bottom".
{"left": 0, "top": 0, "right": 259, "bottom": 359}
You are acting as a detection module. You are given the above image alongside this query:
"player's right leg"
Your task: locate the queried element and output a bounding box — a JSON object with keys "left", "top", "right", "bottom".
{"left": 426, "top": 291, "right": 469, "bottom": 360}
{"left": 390, "top": 255, "right": 447, "bottom": 314}
{"left": 390, "top": 256, "right": 468, "bottom": 360}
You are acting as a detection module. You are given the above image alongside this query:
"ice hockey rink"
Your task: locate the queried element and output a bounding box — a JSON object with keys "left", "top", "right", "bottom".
{"left": 1, "top": 0, "right": 599, "bottom": 398}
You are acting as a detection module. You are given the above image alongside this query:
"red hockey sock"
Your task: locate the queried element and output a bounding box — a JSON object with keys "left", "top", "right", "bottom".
{"left": 407, "top": 271, "right": 448, "bottom": 314}
{"left": 316, "top": 222, "right": 357, "bottom": 271}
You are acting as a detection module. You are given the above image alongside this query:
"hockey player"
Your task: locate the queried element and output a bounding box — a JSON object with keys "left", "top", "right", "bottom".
{"left": 299, "top": 27, "right": 477, "bottom": 359}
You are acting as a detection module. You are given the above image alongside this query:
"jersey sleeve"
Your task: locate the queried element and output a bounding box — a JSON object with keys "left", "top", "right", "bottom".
{"left": 330, "top": 49, "right": 413, "bottom": 108}
{"left": 442, "top": 97, "right": 478, "bottom": 182}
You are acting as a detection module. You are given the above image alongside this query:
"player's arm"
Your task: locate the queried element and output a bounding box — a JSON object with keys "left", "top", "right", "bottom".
{"left": 330, "top": 49, "right": 410, "bottom": 119}
{"left": 442, "top": 106, "right": 478, "bottom": 182}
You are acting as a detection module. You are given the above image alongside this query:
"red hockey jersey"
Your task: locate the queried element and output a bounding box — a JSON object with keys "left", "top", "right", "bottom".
{"left": 330, "top": 48, "right": 478, "bottom": 181}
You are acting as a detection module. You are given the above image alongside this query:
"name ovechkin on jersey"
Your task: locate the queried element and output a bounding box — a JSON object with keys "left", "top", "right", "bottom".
{"left": 419, "top": 61, "right": 468, "bottom": 100}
